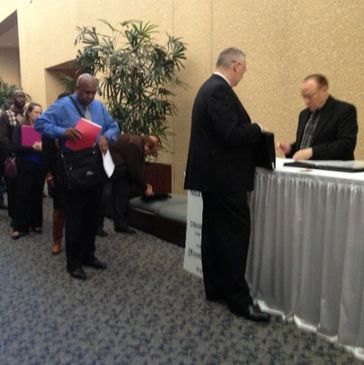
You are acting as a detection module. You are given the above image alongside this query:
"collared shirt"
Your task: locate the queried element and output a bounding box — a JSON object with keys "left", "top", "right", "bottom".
{"left": 213, "top": 71, "right": 231, "bottom": 87}
{"left": 35, "top": 93, "right": 120, "bottom": 148}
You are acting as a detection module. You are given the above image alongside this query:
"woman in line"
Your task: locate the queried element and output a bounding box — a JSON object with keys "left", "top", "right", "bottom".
{"left": 11, "top": 102, "right": 44, "bottom": 239}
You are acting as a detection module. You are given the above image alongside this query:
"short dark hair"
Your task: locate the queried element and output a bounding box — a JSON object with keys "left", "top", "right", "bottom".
{"left": 304, "top": 74, "right": 329, "bottom": 88}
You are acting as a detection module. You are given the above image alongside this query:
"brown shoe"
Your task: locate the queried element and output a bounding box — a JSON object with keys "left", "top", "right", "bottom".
{"left": 51, "top": 242, "right": 62, "bottom": 255}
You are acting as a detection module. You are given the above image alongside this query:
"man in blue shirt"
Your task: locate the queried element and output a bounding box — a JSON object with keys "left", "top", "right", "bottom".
{"left": 36, "top": 73, "right": 120, "bottom": 280}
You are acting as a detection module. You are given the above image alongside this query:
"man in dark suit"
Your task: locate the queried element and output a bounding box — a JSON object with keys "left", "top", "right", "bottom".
{"left": 277, "top": 74, "right": 358, "bottom": 160}
{"left": 184, "top": 47, "right": 270, "bottom": 322}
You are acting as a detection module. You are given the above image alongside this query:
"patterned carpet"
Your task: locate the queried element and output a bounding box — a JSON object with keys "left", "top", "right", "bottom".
{"left": 0, "top": 197, "right": 360, "bottom": 365}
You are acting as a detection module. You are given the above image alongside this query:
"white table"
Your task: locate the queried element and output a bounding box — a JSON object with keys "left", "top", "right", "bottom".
{"left": 246, "top": 158, "right": 364, "bottom": 359}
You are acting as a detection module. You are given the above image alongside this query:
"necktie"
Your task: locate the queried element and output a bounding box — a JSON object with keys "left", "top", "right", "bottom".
{"left": 85, "top": 105, "right": 92, "bottom": 121}
{"left": 300, "top": 112, "right": 319, "bottom": 149}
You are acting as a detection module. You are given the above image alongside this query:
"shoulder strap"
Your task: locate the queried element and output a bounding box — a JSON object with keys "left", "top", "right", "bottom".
{"left": 68, "top": 96, "right": 85, "bottom": 118}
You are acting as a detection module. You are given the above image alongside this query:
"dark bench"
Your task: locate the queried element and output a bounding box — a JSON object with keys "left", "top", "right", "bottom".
{"left": 128, "top": 194, "right": 187, "bottom": 247}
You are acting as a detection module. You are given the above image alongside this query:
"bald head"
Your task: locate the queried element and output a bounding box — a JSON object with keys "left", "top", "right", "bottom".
{"left": 143, "top": 135, "right": 161, "bottom": 156}
{"left": 76, "top": 73, "right": 97, "bottom": 105}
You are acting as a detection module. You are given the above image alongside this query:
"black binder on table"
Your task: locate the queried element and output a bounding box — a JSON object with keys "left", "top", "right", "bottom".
{"left": 284, "top": 160, "right": 364, "bottom": 173}
{"left": 254, "top": 132, "right": 276, "bottom": 170}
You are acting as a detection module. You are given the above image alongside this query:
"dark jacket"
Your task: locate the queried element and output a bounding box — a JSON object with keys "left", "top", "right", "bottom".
{"left": 109, "top": 134, "right": 147, "bottom": 191}
{"left": 184, "top": 74, "right": 262, "bottom": 192}
{"left": 287, "top": 96, "right": 358, "bottom": 160}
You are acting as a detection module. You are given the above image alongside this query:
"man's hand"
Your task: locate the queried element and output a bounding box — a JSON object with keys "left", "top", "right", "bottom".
{"left": 32, "top": 141, "right": 42, "bottom": 151}
{"left": 98, "top": 135, "right": 109, "bottom": 154}
{"left": 46, "top": 173, "right": 54, "bottom": 188}
{"left": 64, "top": 128, "right": 82, "bottom": 141}
{"left": 144, "top": 184, "right": 154, "bottom": 197}
{"left": 293, "top": 147, "right": 313, "bottom": 161}
{"left": 254, "top": 122, "right": 269, "bottom": 133}
{"left": 276, "top": 142, "right": 292, "bottom": 156}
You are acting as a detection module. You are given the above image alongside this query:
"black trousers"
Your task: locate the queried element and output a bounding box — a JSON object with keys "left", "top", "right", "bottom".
{"left": 5, "top": 175, "right": 17, "bottom": 220}
{"left": 201, "top": 191, "right": 253, "bottom": 310}
{"left": 63, "top": 185, "right": 103, "bottom": 271}
{"left": 14, "top": 160, "right": 44, "bottom": 232}
{"left": 111, "top": 175, "right": 131, "bottom": 229}
{"left": 97, "top": 168, "right": 131, "bottom": 230}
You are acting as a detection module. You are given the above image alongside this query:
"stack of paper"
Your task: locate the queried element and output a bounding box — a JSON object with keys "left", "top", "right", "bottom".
{"left": 65, "top": 118, "right": 102, "bottom": 151}
{"left": 21, "top": 125, "right": 41, "bottom": 147}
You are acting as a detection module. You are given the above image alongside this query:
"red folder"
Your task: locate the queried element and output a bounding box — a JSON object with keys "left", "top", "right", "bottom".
{"left": 65, "top": 118, "right": 102, "bottom": 151}
{"left": 21, "top": 125, "right": 41, "bottom": 147}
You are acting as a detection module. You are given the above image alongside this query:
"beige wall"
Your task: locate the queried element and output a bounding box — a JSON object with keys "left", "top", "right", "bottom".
{"left": 1, "top": 0, "right": 363, "bottom": 193}
{"left": 0, "top": 47, "right": 20, "bottom": 86}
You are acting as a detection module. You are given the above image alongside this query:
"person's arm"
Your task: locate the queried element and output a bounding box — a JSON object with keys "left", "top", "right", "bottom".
{"left": 123, "top": 144, "right": 147, "bottom": 191}
{"left": 100, "top": 104, "right": 120, "bottom": 143}
{"left": 277, "top": 142, "right": 292, "bottom": 157}
{"left": 35, "top": 101, "right": 82, "bottom": 147}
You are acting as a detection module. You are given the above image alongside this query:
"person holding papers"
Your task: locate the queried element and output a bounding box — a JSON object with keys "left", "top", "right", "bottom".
{"left": 35, "top": 73, "right": 119, "bottom": 281}
{"left": 10, "top": 102, "right": 43, "bottom": 239}
{"left": 277, "top": 74, "right": 358, "bottom": 161}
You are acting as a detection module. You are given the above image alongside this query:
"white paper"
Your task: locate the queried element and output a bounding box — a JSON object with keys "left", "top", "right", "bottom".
{"left": 102, "top": 150, "right": 115, "bottom": 178}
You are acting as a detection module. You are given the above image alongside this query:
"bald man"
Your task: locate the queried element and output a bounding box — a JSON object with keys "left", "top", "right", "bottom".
{"left": 277, "top": 74, "right": 358, "bottom": 161}
{"left": 36, "top": 73, "right": 120, "bottom": 280}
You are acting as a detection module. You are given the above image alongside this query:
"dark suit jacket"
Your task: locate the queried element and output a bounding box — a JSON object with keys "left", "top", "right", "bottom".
{"left": 184, "top": 74, "right": 262, "bottom": 192}
{"left": 109, "top": 134, "right": 147, "bottom": 192}
{"left": 288, "top": 96, "right": 357, "bottom": 160}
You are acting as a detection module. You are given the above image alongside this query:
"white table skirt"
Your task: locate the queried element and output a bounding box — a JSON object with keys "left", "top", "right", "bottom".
{"left": 246, "top": 159, "right": 364, "bottom": 359}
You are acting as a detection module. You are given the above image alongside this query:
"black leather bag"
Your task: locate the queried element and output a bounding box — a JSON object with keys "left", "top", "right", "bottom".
{"left": 59, "top": 147, "right": 106, "bottom": 191}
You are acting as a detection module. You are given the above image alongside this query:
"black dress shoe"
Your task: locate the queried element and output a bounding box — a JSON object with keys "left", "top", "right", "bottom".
{"left": 114, "top": 226, "right": 136, "bottom": 234}
{"left": 83, "top": 257, "right": 107, "bottom": 270}
{"left": 68, "top": 267, "right": 87, "bottom": 280}
{"left": 96, "top": 228, "right": 108, "bottom": 237}
{"left": 229, "top": 304, "right": 271, "bottom": 323}
{"left": 11, "top": 231, "right": 29, "bottom": 240}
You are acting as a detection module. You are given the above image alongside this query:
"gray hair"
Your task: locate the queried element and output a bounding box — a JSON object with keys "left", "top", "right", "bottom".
{"left": 216, "top": 47, "right": 246, "bottom": 68}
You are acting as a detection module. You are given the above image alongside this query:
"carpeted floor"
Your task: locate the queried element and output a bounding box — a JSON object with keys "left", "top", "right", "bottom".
{"left": 0, "top": 197, "right": 360, "bottom": 364}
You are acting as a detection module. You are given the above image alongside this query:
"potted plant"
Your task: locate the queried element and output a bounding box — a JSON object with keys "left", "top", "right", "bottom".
{"left": 67, "top": 19, "right": 187, "bottom": 147}
{"left": 0, "top": 77, "right": 31, "bottom": 111}
{"left": 61, "top": 19, "right": 187, "bottom": 193}
{"left": 0, "top": 77, "right": 17, "bottom": 111}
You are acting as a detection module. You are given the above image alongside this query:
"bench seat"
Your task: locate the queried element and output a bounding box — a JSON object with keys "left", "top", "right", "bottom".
{"left": 128, "top": 194, "right": 187, "bottom": 247}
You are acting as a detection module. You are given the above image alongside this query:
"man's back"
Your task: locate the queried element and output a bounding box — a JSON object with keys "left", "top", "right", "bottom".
{"left": 185, "top": 74, "right": 260, "bottom": 192}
